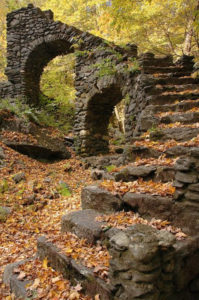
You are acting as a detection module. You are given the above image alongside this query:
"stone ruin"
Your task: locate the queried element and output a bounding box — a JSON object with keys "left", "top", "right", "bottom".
{"left": 0, "top": 3, "right": 138, "bottom": 156}
{"left": 2, "top": 4, "right": 199, "bottom": 300}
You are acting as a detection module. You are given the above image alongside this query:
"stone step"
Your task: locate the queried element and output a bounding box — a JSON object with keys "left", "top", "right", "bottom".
{"left": 81, "top": 182, "right": 199, "bottom": 235}
{"left": 82, "top": 153, "right": 125, "bottom": 169}
{"left": 150, "top": 89, "right": 199, "bottom": 99}
{"left": 152, "top": 72, "right": 193, "bottom": 78}
{"left": 145, "top": 101, "right": 199, "bottom": 115}
{"left": 150, "top": 127, "right": 199, "bottom": 142}
{"left": 4, "top": 232, "right": 199, "bottom": 300}
{"left": 37, "top": 235, "right": 112, "bottom": 299}
{"left": 154, "top": 84, "right": 199, "bottom": 94}
{"left": 81, "top": 185, "right": 123, "bottom": 213}
{"left": 150, "top": 84, "right": 199, "bottom": 96}
{"left": 149, "top": 93, "right": 199, "bottom": 105}
{"left": 143, "top": 66, "right": 191, "bottom": 74}
{"left": 139, "top": 56, "right": 174, "bottom": 67}
{"left": 61, "top": 209, "right": 106, "bottom": 244}
{"left": 137, "top": 104, "right": 199, "bottom": 133}
{"left": 124, "top": 143, "right": 199, "bottom": 162}
{"left": 134, "top": 103, "right": 199, "bottom": 134}
{"left": 92, "top": 164, "right": 175, "bottom": 183}
{"left": 159, "top": 111, "right": 199, "bottom": 125}
{"left": 155, "top": 77, "right": 199, "bottom": 85}
{"left": 3, "top": 259, "right": 34, "bottom": 299}
{"left": 61, "top": 209, "right": 122, "bottom": 246}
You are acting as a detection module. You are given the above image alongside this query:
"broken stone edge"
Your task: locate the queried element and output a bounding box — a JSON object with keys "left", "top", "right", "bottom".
{"left": 37, "top": 236, "right": 112, "bottom": 300}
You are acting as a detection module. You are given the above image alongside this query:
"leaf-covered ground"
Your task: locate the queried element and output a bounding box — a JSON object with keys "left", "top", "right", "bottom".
{"left": 0, "top": 141, "right": 94, "bottom": 299}
{"left": 0, "top": 131, "right": 187, "bottom": 299}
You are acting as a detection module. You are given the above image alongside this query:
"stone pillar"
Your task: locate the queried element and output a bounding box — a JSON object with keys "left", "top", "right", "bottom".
{"left": 108, "top": 224, "right": 175, "bottom": 300}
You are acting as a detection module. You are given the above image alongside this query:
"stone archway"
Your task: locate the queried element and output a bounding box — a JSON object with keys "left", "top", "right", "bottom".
{"left": 0, "top": 3, "right": 139, "bottom": 156}
{"left": 84, "top": 86, "right": 123, "bottom": 155}
{"left": 21, "top": 38, "right": 73, "bottom": 103}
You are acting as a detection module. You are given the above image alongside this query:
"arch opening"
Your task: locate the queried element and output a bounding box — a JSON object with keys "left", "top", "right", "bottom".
{"left": 39, "top": 53, "right": 76, "bottom": 133}
{"left": 85, "top": 85, "right": 124, "bottom": 155}
{"left": 23, "top": 39, "right": 73, "bottom": 104}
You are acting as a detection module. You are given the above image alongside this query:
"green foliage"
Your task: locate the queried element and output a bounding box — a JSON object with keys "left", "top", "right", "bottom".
{"left": 92, "top": 58, "right": 117, "bottom": 77}
{"left": 0, "top": 98, "right": 33, "bottom": 120}
{"left": 0, "top": 206, "right": 8, "bottom": 222}
{"left": 111, "top": 135, "right": 125, "bottom": 146}
{"left": 0, "top": 179, "right": 8, "bottom": 194}
{"left": 57, "top": 183, "right": 71, "bottom": 197}
{"left": 105, "top": 165, "right": 117, "bottom": 173}
{"left": 127, "top": 58, "right": 140, "bottom": 73}
{"left": 148, "top": 124, "right": 159, "bottom": 133}
{"left": 39, "top": 54, "right": 76, "bottom": 133}
{"left": 124, "top": 94, "right": 130, "bottom": 105}
{"left": 74, "top": 50, "right": 91, "bottom": 57}
{"left": 149, "top": 125, "right": 164, "bottom": 140}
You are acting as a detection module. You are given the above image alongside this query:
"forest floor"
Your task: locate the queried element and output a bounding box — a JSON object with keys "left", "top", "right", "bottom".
{"left": 0, "top": 140, "right": 95, "bottom": 299}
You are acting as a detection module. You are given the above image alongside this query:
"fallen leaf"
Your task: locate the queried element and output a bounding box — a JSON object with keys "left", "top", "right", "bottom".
{"left": 17, "top": 271, "right": 26, "bottom": 280}
{"left": 42, "top": 257, "right": 48, "bottom": 269}
{"left": 28, "top": 278, "right": 40, "bottom": 290}
{"left": 69, "top": 291, "right": 80, "bottom": 300}
{"left": 52, "top": 276, "right": 60, "bottom": 283}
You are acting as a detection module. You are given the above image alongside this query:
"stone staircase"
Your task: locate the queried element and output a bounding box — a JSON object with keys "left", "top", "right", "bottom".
{"left": 3, "top": 54, "right": 199, "bottom": 299}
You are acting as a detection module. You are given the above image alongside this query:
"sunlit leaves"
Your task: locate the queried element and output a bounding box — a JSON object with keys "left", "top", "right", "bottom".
{"left": 100, "top": 178, "right": 175, "bottom": 197}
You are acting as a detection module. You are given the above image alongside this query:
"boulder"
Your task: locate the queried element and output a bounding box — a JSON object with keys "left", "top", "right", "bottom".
{"left": 0, "top": 206, "right": 11, "bottom": 222}
{"left": 12, "top": 172, "right": 25, "bottom": 183}
{"left": 0, "top": 114, "right": 71, "bottom": 161}
{"left": 175, "top": 157, "right": 194, "bottom": 171}
{"left": 0, "top": 147, "right": 5, "bottom": 159}
{"left": 175, "top": 171, "right": 198, "bottom": 184}
{"left": 81, "top": 185, "right": 122, "bottom": 213}
{"left": 114, "top": 165, "right": 156, "bottom": 181}
{"left": 61, "top": 209, "right": 105, "bottom": 244}
{"left": 3, "top": 260, "right": 33, "bottom": 299}
{"left": 123, "top": 192, "right": 173, "bottom": 220}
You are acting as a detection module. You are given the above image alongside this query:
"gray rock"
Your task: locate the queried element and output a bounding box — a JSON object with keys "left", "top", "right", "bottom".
{"left": 81, "top": 185, "right": 122, "bottom": 213}
{"left": 110, "top": 232, "right": 130, "bottom": 251}
{"left": 185, "top": 191, "right": 199, "bottom": 202}
{"left": 123, "top": 192, "right": 173, "bottom": 220}
{"left": 12, "top": 172, "right": 25, "bottom": 183}
{"left": 156, "top": 230, "right": 175, "bottom": 247}
{"left": 37, "top": 236, "right": 111, "bottom": 299}
{"left": 188, "top": 183, "right": 199, "bottom": 193}
{"left": 175, "top": 157, "right": 194, "bottom": 171}
{"left": 61, "top": 209, "right": 104, "bottom": 244}
{"left": 175, "top": 171, "right": 198, "bottom": 184}
{"left": 190, "top": 147, "right": 199, "bottom": 157}
{"left": 3, "top": 260, "right": 27, "bottom": 286}
{"left": 0, "top": 206, "right": 11, "bottom": 222}
{"left": 165, "top": 146, "right": 189, "bottom": 157}
{"left": 0, "top": 147, "right": 5, "bottom": 159}
{"left": 128, "top": 226, "right": 159, "bottom": 263}
{"left": 115, "top": 165, "right": 156, "bottom": 181}
{"left": 91, "top": 169, "right": 106, "bottom": 180}
{"left": 3, "top": 259, "right": 34, "bottom": 299}
{"left": 154, "top": 127, "right": 199, "bottom": 142}
{"left": 173, "top": 180, "right": 185, "bottom": 188}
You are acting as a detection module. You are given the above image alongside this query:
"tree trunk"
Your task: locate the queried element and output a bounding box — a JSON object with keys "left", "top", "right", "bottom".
{"left": 183, "top": 1, "right": 199, "bottom": 55}
{"left": 183, "top": 20, "right": 194, "bottom": 55}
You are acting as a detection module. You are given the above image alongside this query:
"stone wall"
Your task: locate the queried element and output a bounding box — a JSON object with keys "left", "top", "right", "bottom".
{"left": 0, "top": 4, "right": 144, "bottom": 156}
{"left": 1, "top": 4, "right": 189, "bottom": 156}
{"left": 109, "top": 224, "right": 199, "bottom": 300}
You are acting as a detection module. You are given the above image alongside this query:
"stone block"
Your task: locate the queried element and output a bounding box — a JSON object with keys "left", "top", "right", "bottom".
{"left": 81, "top": 185, "right": 122, "bottom": 213}
{"left": 175, "top": 172, "right": 198, "bottom": 184}
{"left": 61, "top": 209, "right": 104, "bottom": 244}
